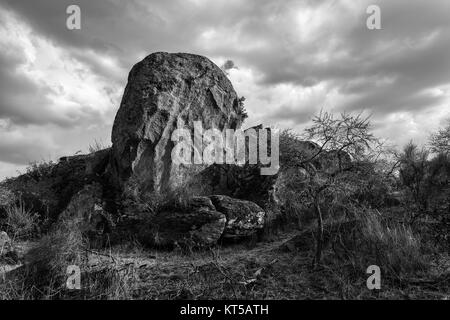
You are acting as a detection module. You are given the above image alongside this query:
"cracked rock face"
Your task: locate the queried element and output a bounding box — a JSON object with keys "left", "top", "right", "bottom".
{"left": 111, "top": 52, "right": 245, "bottom": 194}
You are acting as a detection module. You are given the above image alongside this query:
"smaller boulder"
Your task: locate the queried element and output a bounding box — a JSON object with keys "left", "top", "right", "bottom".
{"left": 209, "top": 195, "right": 265, "bottom": 240}
{"left": 145, "top": 196, "right": 226, "bottom": 248}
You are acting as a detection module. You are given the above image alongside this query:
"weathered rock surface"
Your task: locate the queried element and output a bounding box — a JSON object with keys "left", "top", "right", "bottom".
{"left": 135, "top": 195, "right": 266, "bottom": 247}
{"left": 111, "top": 52, "right": 246, "bottom": 195}
{"left": 1, "top": 148, "right": 112, "bottom": 225}
{"left": 143, "top": 196, "right": 227, "bottom": 248}
{"left": 209, "top": 195, "right": 265, "bottom": 240}
{"left": 58, "top": 183, "right": 114, "bottom": 245}
{"left": 59, "top": 148, "right": 111, "bottom": 177}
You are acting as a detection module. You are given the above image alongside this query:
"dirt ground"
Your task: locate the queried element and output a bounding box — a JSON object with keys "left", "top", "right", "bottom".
{"left": 1, "top": 230, "right": 449, "bottom": 300}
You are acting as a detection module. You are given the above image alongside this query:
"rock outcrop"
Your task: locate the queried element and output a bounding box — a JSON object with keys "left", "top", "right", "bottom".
{"left": 111, "top": 52, "right": 246, "bottom": 195}
{"left": 0, "top": 149, "right": 112, "bottom": 224}
{"left": 58, "top": 183, "right": 114, "bottom": 246}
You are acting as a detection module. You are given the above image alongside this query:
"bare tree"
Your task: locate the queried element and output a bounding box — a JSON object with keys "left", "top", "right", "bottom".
{"left": 301, "top": 111, "right": 381, "bottom": 265}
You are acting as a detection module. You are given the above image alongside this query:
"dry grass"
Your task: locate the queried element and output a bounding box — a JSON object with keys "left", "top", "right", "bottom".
{"left": 361, "top": 210, "right": 429, "bottom": 279}
{"left": 1, "top": 224, "right": 448, "bottom": 300}
{"left": 88, "top": 139, "right": 109, "bottom": 154}
{"left": 4, "top": 200, "right": 39, "bottom": 239}
{"left": 0, "top": 215, "right": 134, "bottom": 300}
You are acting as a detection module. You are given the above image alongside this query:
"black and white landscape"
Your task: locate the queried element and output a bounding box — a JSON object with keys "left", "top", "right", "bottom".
{"left": 0, "top": 0, "right": 449, "bottom": 301}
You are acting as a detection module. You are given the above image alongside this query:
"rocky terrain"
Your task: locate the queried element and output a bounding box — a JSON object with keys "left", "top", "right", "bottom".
{"left": 0, "top": 52, "right": 449, "bottom": 300}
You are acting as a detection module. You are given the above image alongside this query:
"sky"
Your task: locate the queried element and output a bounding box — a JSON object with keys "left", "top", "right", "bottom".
{"left": 0, "top": 0, "right": 449, "bottom": 180}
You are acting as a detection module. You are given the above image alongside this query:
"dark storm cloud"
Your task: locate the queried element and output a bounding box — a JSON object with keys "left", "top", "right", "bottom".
{"left": 1, "top": 0, "right": 206, "bottom": 77}
{"left": 0, "top": 0, "right": 449, "bottom": 175}
{"left": 3, "top": 0, "right": 449, "bottom": 88}
{"left": 240, "top": 0, "right": 450, "bottom": 117}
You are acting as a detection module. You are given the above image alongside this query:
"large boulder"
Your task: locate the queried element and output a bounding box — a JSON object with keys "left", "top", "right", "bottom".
{"left": 209, "top": 195, "right": 265, "bottom": 240}
{"left": 111, "top": 52, "right": 246, "bottom": 195}
{"left": 142, "top": 196, "right": 227, "bottom": 248}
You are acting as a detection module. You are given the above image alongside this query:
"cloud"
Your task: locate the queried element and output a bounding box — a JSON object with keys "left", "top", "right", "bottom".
{"left": 0, "top": 0, "right": 449, "bottom": 180}
{"left": 0, "top": 122, "right": 57, "bottom": 165}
